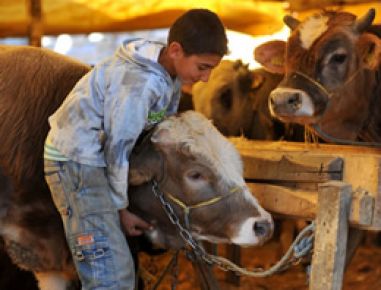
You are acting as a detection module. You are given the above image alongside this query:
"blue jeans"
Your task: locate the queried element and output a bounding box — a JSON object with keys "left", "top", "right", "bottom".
{"left": 44, "top": 159, "right": 135, "bottom": 290}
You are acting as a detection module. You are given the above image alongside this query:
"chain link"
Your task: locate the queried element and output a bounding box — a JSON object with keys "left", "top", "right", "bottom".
{"left": 152, "top": 181, "right": 214, "bottom": 262}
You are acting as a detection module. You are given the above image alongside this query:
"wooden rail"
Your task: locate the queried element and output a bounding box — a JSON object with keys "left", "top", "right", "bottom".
{"left": 230, "top": 138, "right": 381, "bottom": 230}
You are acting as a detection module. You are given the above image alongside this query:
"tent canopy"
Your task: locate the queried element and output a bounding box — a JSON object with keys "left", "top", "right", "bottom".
{"left": 0, "top": 0, "right": 380, "bottom": 38}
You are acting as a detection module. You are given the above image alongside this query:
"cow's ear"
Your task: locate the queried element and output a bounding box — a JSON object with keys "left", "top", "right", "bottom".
{"left": 129, "top": 168, "right": 153, "bottom": 186}
{"left": 151, "top": 127, "right": 174, "bottom": 145}
{"left": 251, "top": 72, "right": 264, "bottom": 90}
{"left": 254, "top": 40, "right": 286, "bottom": 74}
{"left": 358, "top": 33, "right": 381, "bottom": 70}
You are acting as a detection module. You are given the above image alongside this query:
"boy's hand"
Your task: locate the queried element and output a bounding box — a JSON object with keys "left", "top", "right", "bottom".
{"left": 119, "top": 208, "right": 153, "bottom": 236}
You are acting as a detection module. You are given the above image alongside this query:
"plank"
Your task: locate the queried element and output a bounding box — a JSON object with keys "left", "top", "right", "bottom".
{"left": 309, "top": 181, "right": 352, "bottom": 290}
{"left": 248, "top": 183, "right": 375, "bottom": 228}
{"left": 189, "top": 253, "right": 221, "bottom": 290}
{"left": 225, "top": 245, "right": 241, "bottom": 286}
{"left": 27, "top": 0, "right": 43, "bottom": 47}
{"left": 231, "top": 139, "right": 381, "bottom": 229}
{"left": 243, "top": 154, "right": 343, "bottom": 183}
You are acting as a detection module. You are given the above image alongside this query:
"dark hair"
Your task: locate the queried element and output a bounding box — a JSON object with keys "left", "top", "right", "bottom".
{"left": 168, "top": 9, "right": 228, "bottom": 57}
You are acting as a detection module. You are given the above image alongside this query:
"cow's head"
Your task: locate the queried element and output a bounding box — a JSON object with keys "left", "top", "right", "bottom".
{"left": 255, "top": 8, "right": 381, "bottom": 140}
{"left": 128, "top": 111, "right": 273, "bottom": 249}
{"left": 192, "top": 60, "right": 283, "bottom": 139}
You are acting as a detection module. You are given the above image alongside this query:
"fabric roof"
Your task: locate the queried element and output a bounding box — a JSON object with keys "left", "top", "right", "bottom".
{"left": 0, "top": 0, "right": 380, "bottom": 37}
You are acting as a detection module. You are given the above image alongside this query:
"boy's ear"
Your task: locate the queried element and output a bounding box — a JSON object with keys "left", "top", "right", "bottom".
{"left": 168, "top": 41, "right": 184, "bottom": 59}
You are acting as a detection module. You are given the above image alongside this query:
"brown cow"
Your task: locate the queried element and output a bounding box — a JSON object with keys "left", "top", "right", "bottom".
{"left": 190, "top": 59, "right": 303, "bottom": 141}
{"left": 0, "top": 46, "right": 273, "bottom": 290}
{"left": 255, "top": 8, "right": 381, "bottom": 143}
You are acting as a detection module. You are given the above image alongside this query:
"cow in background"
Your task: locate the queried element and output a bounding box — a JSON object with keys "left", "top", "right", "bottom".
{"left": 255, "top": 8, "right": 381, "bottom": 144}
{"left": 183, "top": 59, "right": 304, "bottom": 141}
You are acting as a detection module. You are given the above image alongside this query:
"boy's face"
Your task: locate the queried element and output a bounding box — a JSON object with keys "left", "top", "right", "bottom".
{"left": 169, "top": 42, "right": 222, "bottom": 85}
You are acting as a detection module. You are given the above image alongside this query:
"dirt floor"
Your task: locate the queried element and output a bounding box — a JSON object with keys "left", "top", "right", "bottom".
{"left": 139, "top": 234, "right": 381, "bottom": 290}
{"left": 2, "top": 231, "right": 381, "bottom": 290}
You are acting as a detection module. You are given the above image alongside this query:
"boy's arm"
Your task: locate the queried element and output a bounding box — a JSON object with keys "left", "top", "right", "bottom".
{"left": 165, "top": 81, "right": 182, "bottom": 116}
{"left": 119, "top": 208, "right": 153, "bottom": 236}
{"left": 105, "top": 82, "right": 159, "bottom": 210}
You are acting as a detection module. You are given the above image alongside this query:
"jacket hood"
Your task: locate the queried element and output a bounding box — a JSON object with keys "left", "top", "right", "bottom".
{"left": 116, "top": 38, "right": 169, "bottom": 77}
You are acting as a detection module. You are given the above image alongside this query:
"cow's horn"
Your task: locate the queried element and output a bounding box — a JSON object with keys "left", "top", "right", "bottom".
{"left": 283, "top": 15, "right": 300, "bottom": 30}
{"left": 354, "top": 8, "right": 376, "bottom": 33}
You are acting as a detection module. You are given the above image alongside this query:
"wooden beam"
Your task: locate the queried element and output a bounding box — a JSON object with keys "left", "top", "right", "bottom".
{"left": 248, "top": 183, "right": 375, "bottom": 228}
{"left": 243, "top": 154, "right": 343, "bottom": 183}
{"left": 225, "top": 245, "right": 241, "bottom": 286}
{"left": 27, "top": 0, "right": 43, "bottom": 47}
{"left": 310, "top": 181, "right": 352, "bottom": 290}
{"left": 248, "top": 183, "right": 317, "bottom": 220}
{"left": 189, "top": 253, "right": 221, "bottom": 290}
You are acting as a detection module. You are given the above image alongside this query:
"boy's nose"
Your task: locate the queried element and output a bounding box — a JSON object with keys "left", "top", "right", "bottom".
{"left": 200, "top": 70, "right": 212, "bottom": 82}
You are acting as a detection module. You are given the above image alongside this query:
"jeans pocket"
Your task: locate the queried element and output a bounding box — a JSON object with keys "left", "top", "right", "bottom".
{"left": 71, "top": 234, "right": 117, "bottom": 288}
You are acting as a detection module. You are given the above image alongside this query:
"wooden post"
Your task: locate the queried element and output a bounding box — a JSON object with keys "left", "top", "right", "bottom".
{"left": 225, "top": 244, "right": 241, "bottom": 286}
{"left": 27, "top": 0, "right": 43, "bottom": 47}
{"left": 310, "top": 181, "right": 352, "bottom": 290}
{"left": 188, "top": 252, "right": 221, "bottom": 290}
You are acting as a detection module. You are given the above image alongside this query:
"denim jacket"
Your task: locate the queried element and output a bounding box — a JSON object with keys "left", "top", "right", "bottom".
{"left": 46, "top": 38, "right": 182, "bottom": 209}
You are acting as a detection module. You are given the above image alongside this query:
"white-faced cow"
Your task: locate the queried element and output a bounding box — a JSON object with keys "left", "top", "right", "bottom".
{"left": 0, "top": 46, "right": 273, "bottom": 290}
{"left": 255, "top": 8, "right": 381, "bottom": 143}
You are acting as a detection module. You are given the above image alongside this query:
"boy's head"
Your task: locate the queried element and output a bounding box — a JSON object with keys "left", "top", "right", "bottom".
{"left": 168, "top": 9, "right": 228, "bottom": 57}
{"left": 163, "top": 9, "right": 228, "bottom": 85}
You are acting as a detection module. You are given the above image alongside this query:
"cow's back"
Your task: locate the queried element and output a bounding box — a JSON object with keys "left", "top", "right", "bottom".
{"left": 0, "top": 46, "right": 90, "bottom": 277}
{"left": 0, "top": 46, "right": 90, "bottom": 185}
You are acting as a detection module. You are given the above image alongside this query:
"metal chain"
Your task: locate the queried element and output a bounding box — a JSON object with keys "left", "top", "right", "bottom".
{"left": 152, "top": 180, "right": 214, "bottom": 264}
{"left": 151, "top": 180, "right": 315, "bottom": 277}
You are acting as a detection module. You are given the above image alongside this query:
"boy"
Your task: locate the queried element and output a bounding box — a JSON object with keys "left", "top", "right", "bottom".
{"left": 43, "top": 8, "right": 228, "bottom": 290}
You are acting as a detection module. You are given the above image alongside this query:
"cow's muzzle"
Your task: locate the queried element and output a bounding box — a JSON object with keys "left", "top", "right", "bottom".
{"left": 269, "top": 72, "right": 331, "bottom": 124}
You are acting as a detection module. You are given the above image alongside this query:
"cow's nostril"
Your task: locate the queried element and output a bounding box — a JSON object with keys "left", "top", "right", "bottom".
{"left": 269, "top": 96, "right": 275, "bottom": 106}
{"left": 253, "top": 220, "right": 271, "bottom": 237}
{"left": 287, "top": 93, "right": 300, "bottom": 105}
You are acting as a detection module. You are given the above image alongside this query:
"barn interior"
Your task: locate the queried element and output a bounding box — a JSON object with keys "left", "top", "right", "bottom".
{"left": 1, "top": 0, "right": 380, "bottom": 66}
{"left": 1, "top": 1, "right": 381, "bottom": 290}
{"left": 1, "top": 0, "right": 380, "bottom": 38}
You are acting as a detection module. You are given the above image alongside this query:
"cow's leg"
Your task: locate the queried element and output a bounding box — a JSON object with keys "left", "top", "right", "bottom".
{"left": 34, "top": 271, "right": 77, "bottom": 290}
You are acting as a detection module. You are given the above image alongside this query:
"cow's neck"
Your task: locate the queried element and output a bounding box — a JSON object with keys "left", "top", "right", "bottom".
{"left": 128, "top": 138, "right": 185, "bottom": 249}
{"left": 317, "top": 68, "right": 381, "bottom": 142}
{"left": 357, "top": 68, "right": 381, "bottom": 142}
{"left": 128, "top": 182, "right": 183, "bottom": 249}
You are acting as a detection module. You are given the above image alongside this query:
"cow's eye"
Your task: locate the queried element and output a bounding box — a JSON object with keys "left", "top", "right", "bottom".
{"left": 187, "top": 171, "right": 203, "bottom": 180}
{"left": 220, "top": 88, "right": 232, "bottom": 109}
{"left": 330, "top": 53, "right": 347, "bottom": 65}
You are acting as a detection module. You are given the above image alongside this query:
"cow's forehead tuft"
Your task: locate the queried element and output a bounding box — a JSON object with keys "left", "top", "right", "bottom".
{"left": 159, "top": 111, "right": 244, "bottom": 185}
{"left": 298, "top": 14, "right": 329, "bottom": 50}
